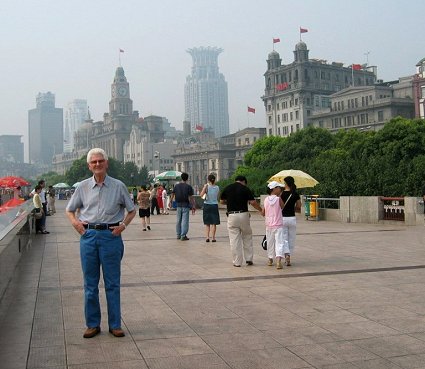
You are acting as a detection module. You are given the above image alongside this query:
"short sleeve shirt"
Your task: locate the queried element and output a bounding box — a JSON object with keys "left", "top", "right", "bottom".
{"left": 66, "top": 175, "right": 135, "bottom": 223}
{"left": 281, "top": 191, "right": 300, "bottom": 217}
{"left": 172, "top": 182, "right": 194, "bottom": 206}
{"left": 220, "top": 182, "right": 254, "bottom": 212}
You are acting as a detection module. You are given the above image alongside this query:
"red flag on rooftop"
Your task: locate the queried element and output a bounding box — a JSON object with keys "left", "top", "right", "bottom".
{"left": 273, "top": 38, "right": 280, "bottom": 44}
{"left": 300, "top": 27, "right": 308, "bottom": 33}
{"left": 247, "top": 106, "right": 256, "bottom": 114}
{"left": 195, "top": 124, "right": 203, "bottom": 131}
{"left": 119, "top": 48, "right": 124, "bottom": 53}
{"left": 352, "top": 64, "right": 362, "bottom": 70}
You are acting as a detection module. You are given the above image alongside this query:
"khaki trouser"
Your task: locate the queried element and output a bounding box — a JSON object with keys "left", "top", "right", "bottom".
{"left": 227, "top": 212, "right": 253, "bottom": 266}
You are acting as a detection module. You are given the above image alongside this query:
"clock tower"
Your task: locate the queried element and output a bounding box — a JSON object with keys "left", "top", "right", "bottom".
{"left": 109, "top": 66, "right": 133, "bottom": 116}
{"left": 89, "top": 66, "right": 139, "bottom": 161}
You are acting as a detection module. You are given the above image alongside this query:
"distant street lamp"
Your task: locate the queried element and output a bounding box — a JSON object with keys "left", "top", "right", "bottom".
{"left": 154, "top": 151, "right": 160, "bottom": 177}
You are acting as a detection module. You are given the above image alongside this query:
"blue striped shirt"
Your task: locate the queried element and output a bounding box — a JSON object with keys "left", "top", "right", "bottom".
{"left": 66, "top": 175, "right": 135, "bottom": 224}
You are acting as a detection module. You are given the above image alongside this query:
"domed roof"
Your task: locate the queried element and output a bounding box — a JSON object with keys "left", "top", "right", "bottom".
{"left": 268, "top": 50, "right": 280, "bottom": 59}
{"left": 295, "top": 41, "right": 307, "bottom": 50}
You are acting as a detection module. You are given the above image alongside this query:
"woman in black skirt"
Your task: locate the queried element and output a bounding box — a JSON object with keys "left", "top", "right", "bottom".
{"left": 200, "top": 174, "right": 220, "bottom": 242}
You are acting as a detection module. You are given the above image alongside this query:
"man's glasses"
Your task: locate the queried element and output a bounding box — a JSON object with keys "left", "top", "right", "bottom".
{"left": 89, "top": 159, "right": 105, "bottom": 165}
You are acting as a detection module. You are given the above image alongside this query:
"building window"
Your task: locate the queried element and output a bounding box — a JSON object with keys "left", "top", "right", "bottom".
{"left": 245, "top": 138, "right": 249, "bottom": 144}
{"left": 268, "top": 116, "right": 272, "bottom": 124}
{"left": 295, "top": 110, "right": 299, "bottom": 119}
{"left": 277, "top": 103, "right": 280, "bottom": 110}
{"left": 278, "top": 115, "right": 281, "bottom": 123}
{"left": 307, "top": 110, "right": 311, "bottom": 116}
{"left": 268, "top": 105, "right": 272, "bottom": 112}
{"left": 378, "top": 110, "right": 384, "bottom": 122}
{"left": 278, "top": 127, "right": 281, "bottom": 135}
{"left": 296, "top": 124, "right": 300, "bottom": 131}
{"left": 294, "top": 98, "right": 298, "bottom": 106}
{"left": 269, "top": 128, "right": 272, "bottom": 135}
{"left": 290, "top": 112, "right": 293, "bottom": 121}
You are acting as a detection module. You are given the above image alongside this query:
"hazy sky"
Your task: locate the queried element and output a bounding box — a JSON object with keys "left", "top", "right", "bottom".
{"left": 2, "top": 0, "right": 424, "bottom": 161}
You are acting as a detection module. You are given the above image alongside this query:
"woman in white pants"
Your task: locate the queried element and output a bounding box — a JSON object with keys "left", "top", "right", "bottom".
{"left": 281, "top": 176, "right": 301, "bottom": 266}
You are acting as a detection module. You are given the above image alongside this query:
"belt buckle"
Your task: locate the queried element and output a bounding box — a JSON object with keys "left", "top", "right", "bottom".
{"left": 94, "top": 224, "right": 103, "bottom": 230}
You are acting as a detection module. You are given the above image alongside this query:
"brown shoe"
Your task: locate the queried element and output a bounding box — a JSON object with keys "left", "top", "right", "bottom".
{"left": 285, "top": 255, "right": 291, "bottom": 266}
{"left": 83, "top": 327, "right": 100, "bottom": 338}
{"left": 109, "top": 328, "right": 125, "bottom": 337}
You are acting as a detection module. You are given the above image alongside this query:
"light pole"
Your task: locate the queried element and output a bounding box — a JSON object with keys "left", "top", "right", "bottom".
{"left": 154, "top": 151, "right": 160, "bottom": 177}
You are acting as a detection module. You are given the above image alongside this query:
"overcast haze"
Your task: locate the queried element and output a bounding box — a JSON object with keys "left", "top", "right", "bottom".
{"left": 2, "top": 0, "right": 424, "bottom": 161}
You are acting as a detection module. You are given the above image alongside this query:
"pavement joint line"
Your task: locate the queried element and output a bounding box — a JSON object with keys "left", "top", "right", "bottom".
{"left": 41, "top": 264, "right": 425, "bottom": 291}
{"left": 53, "top": 228, "right": 403, "bottom": 244}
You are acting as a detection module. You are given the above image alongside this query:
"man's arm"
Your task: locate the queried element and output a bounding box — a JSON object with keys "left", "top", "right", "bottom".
{"left": 66, "top": 210, "right": 85, "bottom": 235}
{"left": 248, "top": 199, "right": 262, "bottom": 212}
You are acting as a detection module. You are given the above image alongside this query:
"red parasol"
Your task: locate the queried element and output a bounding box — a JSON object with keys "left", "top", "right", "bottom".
{"left": 0, "top": 176, "right": 30, "bottom": 188}
{"left": 0, "top": 198, "right": 25, "bottom": 212}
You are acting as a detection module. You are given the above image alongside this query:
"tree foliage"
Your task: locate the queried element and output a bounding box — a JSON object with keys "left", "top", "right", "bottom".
{"left": 239, "top": 118, "right": 425, "bottom": 197}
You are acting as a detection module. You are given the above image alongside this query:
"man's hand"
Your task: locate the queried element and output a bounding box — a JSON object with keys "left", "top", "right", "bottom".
{"left": 72, "top": 220, "right": 87, "bottom": 235}
{"left": 110, "top": 223, "right": 126, "bottom": 236}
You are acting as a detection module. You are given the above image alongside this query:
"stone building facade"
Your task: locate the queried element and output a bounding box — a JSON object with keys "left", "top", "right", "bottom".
{"left": 413, "top": 58, "right": 425, "bottom": 119}
{"left": 262, "top": 41, "right": 376, "bottom": 137}
{"left": 172, "top": 127, "right": 266, "bottom": 192}
{"left": 309, "top": 79, "right": 415, "bottom": 132}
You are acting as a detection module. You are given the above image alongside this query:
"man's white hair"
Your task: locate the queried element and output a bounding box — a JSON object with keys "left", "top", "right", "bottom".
{"left": 87, "top": 148, "right": 108, "bottom": 163}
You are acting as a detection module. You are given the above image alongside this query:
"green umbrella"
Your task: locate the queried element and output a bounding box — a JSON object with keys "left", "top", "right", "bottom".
{"left": 53, "top": 182, "right": 71, "bottom": 188}
{"left": 154, "top": 171, "right": 182, "bottom": 181}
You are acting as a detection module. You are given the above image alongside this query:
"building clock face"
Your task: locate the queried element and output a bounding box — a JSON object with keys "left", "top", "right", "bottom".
{"left": 118, "top": 86, "right": 127, "bottom": 96}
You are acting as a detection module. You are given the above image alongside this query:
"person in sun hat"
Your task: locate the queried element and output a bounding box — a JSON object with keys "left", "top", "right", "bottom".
{"left": 262, "top": 181, "right": 285, "bottom": 269}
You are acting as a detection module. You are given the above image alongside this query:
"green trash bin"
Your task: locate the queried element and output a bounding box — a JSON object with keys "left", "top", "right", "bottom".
{"left": 304, "top": 197, "right": 310, "bottom": 218}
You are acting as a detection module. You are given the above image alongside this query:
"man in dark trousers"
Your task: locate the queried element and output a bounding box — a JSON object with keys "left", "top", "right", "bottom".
{"left": 168, "top": 172, "right": 195, "bottom": 240}
{"left": 220, "top": 175, "right": 262, "bottom": 267}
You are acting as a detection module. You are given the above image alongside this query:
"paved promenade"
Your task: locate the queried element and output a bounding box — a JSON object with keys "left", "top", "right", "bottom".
{"left": 1, "top": 201, "right": 425, "bottom": 369}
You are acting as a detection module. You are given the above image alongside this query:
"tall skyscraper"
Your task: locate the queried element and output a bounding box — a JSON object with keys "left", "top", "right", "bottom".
{"left": 0, "top": 135, "right": 24, "bottom": 163}
{"left": 64, "top": 99, "right": 88, "bottom": 153}
{"left": 28, "top": 92, "right": 63, "bottom": 165}
{"left": 185, "top": 47, "right": 229, "bottom": 138}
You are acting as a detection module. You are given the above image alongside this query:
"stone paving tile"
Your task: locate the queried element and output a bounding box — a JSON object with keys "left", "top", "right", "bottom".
{"left": 27, "top": 345, "right": 66, "bottom": 368}
{"left": 219, "top": 347, "right": 313, "bottom": 369}
{"left": 376, "top": 317, "right": 425, "bottom": 334}
{"left": 188, "top": 317, "right": 260, "bottom": 336}
{"left": 145, "top": 353, "right": 231, "bottom": 369}
{"left": 388, "top": 353, "right": 425, "bottom": 368}
{"left": 355, "top": 334, "right": 425, "bottom": 358}
{"left": 135, "top": 336, "right": 214, "bottom": 358}
{"left": 265, "top": 325, "right": 342, "bottom": 346}
{"left": 285, "top": 343, "right": 348, "bottom": 368}
{"left": 201, "top": 332, "right": 282, "bottom": 354}
{"left": 349, "top": 357, "right": 405, "bottom": 368}
{"left": 68, "top": 360, "right": 148, "bottom": 368}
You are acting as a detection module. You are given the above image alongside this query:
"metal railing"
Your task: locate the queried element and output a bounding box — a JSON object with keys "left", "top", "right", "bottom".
{"left": 380, "top": 197, "right": 405, "bottom": 221}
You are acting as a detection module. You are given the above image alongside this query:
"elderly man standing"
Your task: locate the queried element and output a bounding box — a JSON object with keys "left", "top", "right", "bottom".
{"left": 66, "top": 148, "right": 136, "bottom": 338}
{"left": 220, "top": 175, "right": 262, "bottom": 267}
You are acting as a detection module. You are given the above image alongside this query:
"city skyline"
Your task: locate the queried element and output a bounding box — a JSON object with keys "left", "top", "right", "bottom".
{"left": 2, "top": 0, "right": 424, "bottom": 162}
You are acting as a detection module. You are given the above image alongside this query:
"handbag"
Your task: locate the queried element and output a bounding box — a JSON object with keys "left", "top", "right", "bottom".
{"left": 201, "top": 184, "right": 208, "bottom": 200}
{"left": 33, "top": 208, "right": 43, "bottom": 219}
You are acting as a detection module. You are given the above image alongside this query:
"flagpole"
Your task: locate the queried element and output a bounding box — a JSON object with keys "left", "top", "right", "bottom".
{"left": 247, "top": 108, "right": 250, "bottom": 128}
{"left": 119, "top": 50, "right": 121, "bottom": 67}
{"left": 300, "top": 26, "right": 302, "bottom": 42}
{"left": 351, "top": 65, "right": 354, "bottom": 87}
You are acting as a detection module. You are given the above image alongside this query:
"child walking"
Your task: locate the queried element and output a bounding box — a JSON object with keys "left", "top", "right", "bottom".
{"left": 262, "top": 181, "right": 285, "bottom": 269}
